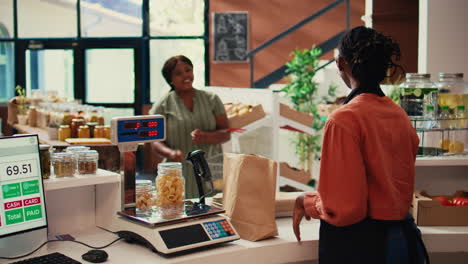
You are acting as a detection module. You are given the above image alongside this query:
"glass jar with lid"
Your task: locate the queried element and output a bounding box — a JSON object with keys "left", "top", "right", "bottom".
{"left": 52, "top": 152, "right": 75, "bottom": 177}
{"left": 77, "top": 150, "right": 98, "bottom": 174}
{"left": 437, "top": 73, "right": 465, "bottom": 116}
{"left": 136, "top": 180, "right": 154, "bottom": 216}
{"left": 78, "top": 125, "right": 90, "bottom": 138}
{"left": 66, "top": 146, "right": 90, "bottom": 173}
{"left": 58, "top": 125, "right": 71, "bottom": 141}
{"left": 87, "top": 122, "right": 98, "bottom": 138}
{"left": 103, "top": 125, "right": 111, "bottom": 139}
{"left": 61, "top": 110, "right": 73, "bottom": 126}
{"left": 88, "top": 110, "right": 99, "bottom": 123}
{"left": 399, "top": 73, "right": 438, "bottom": 124}
{"left": 155, "top": 162, "right": 185, "bottom": 218}
{"left": 70, "top": 118, "right": 85, "bottom": 138}
{"left": 438, "top": 73, "right": 464, "bottom": 94}
{"left": 94, "top": 125, "right": 105, "bottom": 138}
{"left": 39, "top": 144, "right": 51, "bottom": 179}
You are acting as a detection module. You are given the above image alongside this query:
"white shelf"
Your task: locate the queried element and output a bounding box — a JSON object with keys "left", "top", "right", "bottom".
{"left": 278, "top": 116, "right": 314, "bottom": 135}
{"left": 278, "top": 175, "right": 315, "bottom": 192}
{"left": 235, "top": 115, "right": 273, "bottom": 134}
{"left": 44, "top": 169, "right": 120, "bottom": 191}
{"left": 416, "top": 155, "right": 468, "bottom": 166}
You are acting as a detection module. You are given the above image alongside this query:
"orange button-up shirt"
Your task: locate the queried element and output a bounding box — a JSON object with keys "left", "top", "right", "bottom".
{"left": 304, "top": 94, "right": 419, "bottom": 227}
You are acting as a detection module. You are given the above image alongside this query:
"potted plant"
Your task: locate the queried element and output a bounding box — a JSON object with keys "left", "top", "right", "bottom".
{"left": 281, "top": 46, "right": 337, "bottom": 175}
{"left": 15, "top": 85, "right": 28, "bottom": 125}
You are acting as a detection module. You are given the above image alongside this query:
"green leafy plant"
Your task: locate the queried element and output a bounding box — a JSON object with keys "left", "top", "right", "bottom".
{"left": 281, "top": 46, "right": 337, "bottom": 171}
{"left": 383, "top": 68, "right": 405, "bottom": 104}
{"left": 15, "top": 85, "right": 27, "bottom": 115}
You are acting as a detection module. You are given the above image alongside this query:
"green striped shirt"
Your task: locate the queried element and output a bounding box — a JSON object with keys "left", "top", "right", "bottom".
{"left": 149, "top": 89, "right": 226, "bottom": 198}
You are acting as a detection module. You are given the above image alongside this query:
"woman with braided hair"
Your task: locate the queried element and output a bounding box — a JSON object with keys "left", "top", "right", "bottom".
{"left": 292, "top": 26, "right": 429, "bottom": 263}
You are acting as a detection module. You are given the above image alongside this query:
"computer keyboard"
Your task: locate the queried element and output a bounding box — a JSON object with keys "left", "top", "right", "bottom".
{"left": 8, "top": 252, "right": 81, "bottom": 264}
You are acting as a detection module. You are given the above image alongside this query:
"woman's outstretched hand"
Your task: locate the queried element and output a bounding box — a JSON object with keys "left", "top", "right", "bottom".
{"left": 293, "top": 193, "right": 310, "bottom": 242}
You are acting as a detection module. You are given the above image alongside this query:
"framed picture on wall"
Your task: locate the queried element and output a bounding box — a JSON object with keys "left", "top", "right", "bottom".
{"left": 212, "top": 12, "right": 249, "bottom": 63}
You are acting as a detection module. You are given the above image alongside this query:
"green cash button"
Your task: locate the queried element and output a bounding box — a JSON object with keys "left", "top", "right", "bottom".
{"left": 22, "top": 180, "right": 40, "bottom": 195}
{"left": 24, "top": 205, "right": 43, "bottom": 221}
{"left": 2, "top": 183, "right": 22, "bottom": 199}
{"left": 5, "top": 208, "right": 24, "bottom": 225}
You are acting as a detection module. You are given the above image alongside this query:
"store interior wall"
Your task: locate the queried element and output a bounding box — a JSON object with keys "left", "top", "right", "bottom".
{"left": 418, "top": 0, "right": 468, "bottom": 81}
{"left": 415, "top": 0, "right": 468, "bottom": 195}
{"left": 209, "top": 0, "right": 366, "bottom": 88}
{"left": 371, "top": 0, "right": 419, "bottom": 77}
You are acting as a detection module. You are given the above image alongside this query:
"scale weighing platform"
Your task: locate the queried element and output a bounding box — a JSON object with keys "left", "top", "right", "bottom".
{"left": 106, "top": 115, "right": 240, "bottom": 255}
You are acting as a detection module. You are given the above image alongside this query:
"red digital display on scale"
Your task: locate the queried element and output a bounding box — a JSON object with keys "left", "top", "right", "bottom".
{"left": 143, "top": 121, "right": 158, "bottom": 127}
{"left": 124, "top": 121, "right": 158, "bottom": 129}
{"left": 124, "top": 122, "right": 140, "bottom": 129}
{"left": 139, "top": 130, "right": 158, "bottom": 137}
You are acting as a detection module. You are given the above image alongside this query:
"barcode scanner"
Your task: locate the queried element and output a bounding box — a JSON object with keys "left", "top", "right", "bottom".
{"left": 186, "top": 150, "right": 213, "bottom": 210}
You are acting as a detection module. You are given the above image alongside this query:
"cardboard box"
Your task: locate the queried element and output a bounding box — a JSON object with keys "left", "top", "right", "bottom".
{"left": 412, "top": 190, "right": 468, "bottom": 226}
{"left": 279, "top": 162, "right": 310, "bottom": 184}
{"left": 317, "top": 104, "right": 342, "bottom": 118}
{"left": 275, "top": 191, "right": 303, "bottom": 217}
{"left": 228, "top": 104, "right": 266, "bottom": 128}
{"left": 279, "top": 103, "right": 314, "bottom": 127}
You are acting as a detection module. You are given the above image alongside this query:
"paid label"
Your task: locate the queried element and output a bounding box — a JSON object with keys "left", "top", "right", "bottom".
{"left": 21, "top": 180, "right": 40, "bottom": 195}
{"left": 5, "top": 208, "right": 24, "bottom": 225}
{"left": 24, "top": 205, "right": 42, "bottom": 221}
{"left": 2, "top": 183, "right": 22, "bottom": 199}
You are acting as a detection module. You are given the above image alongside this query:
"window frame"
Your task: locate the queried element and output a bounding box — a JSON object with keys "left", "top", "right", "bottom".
{"left": 3, "top": 0, "right": 209, "bottom": 115}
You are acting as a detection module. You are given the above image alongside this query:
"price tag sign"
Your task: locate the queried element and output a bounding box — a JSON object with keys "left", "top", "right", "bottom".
{"left": 0, "top": 135, "right": 47, "bottom": 237}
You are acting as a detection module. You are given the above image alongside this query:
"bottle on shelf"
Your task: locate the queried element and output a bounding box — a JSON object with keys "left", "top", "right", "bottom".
{"left": 438, "top": 105, "right": 451, "bottom": 129}
{"left": 423, "top": 105, "right": 436, "bottom": 130}
{"left": 456, "top": 105, "right": 466, "bottom": 129}
{"left": 399, "top": 73, "right": 438, "bottom": 125}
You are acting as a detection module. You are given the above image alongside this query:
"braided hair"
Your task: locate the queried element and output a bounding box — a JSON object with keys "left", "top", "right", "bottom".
{"left": 338, "top": 26, "right": 402, "bottom": 87}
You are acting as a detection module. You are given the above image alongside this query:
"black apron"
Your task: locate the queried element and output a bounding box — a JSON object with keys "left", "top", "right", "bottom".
{"left": 319, "top": 86, "right": 430, "bottom": 263}
{"left": 319, "top": 214, "right": 429, "bottom": 264}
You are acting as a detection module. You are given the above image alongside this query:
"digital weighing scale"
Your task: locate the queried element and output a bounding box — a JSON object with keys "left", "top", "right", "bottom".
{"left": 105, "top": 115, "right": 240, "bottom": 255}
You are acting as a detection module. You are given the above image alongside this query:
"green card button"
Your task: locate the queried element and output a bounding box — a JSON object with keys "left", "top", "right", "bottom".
{"left": 5, "top": 208, "right": 24, "bottom": 225}
{"left": 2, "top": 183, "right": 22, "bottom": 199}
{"left": 24, "top": 205, "right": 43, "bottom": 221}
{"left": 21, "top": 180, "right": 40, "bottom": 195}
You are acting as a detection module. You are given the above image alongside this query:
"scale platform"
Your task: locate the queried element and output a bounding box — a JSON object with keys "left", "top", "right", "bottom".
{"left": 111, "top": 201, "right": 240, "bottom": 255}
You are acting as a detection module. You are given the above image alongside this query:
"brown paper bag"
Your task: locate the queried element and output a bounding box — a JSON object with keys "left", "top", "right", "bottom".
{"left": 223, "top": 153, "right": 278, "bottom": 241}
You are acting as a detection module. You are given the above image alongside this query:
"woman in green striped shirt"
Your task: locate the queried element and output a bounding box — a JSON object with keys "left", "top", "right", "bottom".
{"left": 149, "top": 55, "right": 230, "bottom": 199}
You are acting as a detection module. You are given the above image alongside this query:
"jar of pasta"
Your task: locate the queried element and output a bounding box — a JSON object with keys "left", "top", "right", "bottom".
{"left": 77, "top": 150, "right": 98, "bottom": 174}
{"left": 155, "top": 162, "right": 184, "bottom": 218}
{"left": 136, "top": 180, "right": 153, "bottom": 216}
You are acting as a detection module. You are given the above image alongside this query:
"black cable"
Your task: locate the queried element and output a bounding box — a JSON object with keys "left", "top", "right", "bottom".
{"left": 0, "top": 237, "right": 123, "bottom": 260}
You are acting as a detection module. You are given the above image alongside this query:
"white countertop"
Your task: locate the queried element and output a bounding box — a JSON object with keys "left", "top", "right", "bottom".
{"left": 2, "top": 217, "right": 468, "bottom": 264}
